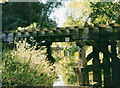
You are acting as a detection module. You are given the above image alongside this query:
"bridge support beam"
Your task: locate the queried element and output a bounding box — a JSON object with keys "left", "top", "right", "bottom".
{"left": 92, "top": 43, "right": 102, "bottom": 87}
{"left": 111, "top": 40, "right": 120, "bottom": 87}
{"left": 76, "top": 40, "right": 89, "bottom": 86}
{"left": 46, "top": 41, "right": 55, "bottom": 63}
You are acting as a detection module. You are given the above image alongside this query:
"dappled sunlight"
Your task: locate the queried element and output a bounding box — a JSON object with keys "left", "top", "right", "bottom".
{"left": 53, "top": 43, "right": 79, "bottom": 85}
{"left": 2, "top": 40, "right": 56, "bottom": 86}
{"left": 86, "top": 46, "right": 93, "bottom": 65}
{"left": 1, "top": 1, "right": 120, "bottom": 87}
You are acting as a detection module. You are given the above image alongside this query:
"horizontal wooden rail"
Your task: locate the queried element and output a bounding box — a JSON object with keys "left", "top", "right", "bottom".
{"left": 0, "top": 23, "right": 120, "bottom": 43}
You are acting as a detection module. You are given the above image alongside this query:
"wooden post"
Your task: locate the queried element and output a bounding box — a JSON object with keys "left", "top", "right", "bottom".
{"left": 111, "top": 40, "right": 119, "bottom": 87}
{"left": 117, "top": 41, "right": 120, "bottom": 58}
{"left": 81, "top": 46, "right": 89, "bottom": 85}
{"left": 76, "top": 46, "right": 84, "bottom": 86}
{"left": 73, "top": 65, "right": 83, "bottom": 86}
{"left": 76, "top": 41, "right": 89, "bottom": 86}
{"left": 102, "top": 41, "right": 111, "bottom": 88}
{"left": 46, "top": 41, "right": 55, "bottom": 63}
{"left": 92, "top": 44, "right": 102, "bottom": 87}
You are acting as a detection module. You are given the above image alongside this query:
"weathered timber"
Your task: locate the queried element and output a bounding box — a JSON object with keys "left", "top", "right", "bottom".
{"left": 92, "top": 44, "right": 102, "bottom": 87}
{"left": 101, "top": 41, "right": 111, "bottom": 88}
{"left": 76, "top": 41, "right": 89, "bottom": 86}
{"left": 81, "top": 46, "right": 89, "bottom": 85}
{"left": 1, "top": 23, "right": 120, "bottom": 44}
{"left": 111, "top": 40, "right": 120, "bottom": 87}
{"left": 76, "top": 46, "right": 84, "bottom": 86}
{"left": 46, "top": 41, "right": 55, "bottom": 63}
{"left": 1, "top": 23, "right": 120, "bottom": 88}
{"left": 86, "top": 51, "right": 94, "bottom": 61}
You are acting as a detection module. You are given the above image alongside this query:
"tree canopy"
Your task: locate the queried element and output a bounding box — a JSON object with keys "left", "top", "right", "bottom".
{"left": 63, "top": 1, "right": 120, "bottom": 27}
{"left": 89, "top": 2, "right": 120, "bottom": 24}
{"left": 64, "top": 1, "right": 92, "bottom": 27}
{"left": 2, "top": 2, "right": 61, "bottom": 32}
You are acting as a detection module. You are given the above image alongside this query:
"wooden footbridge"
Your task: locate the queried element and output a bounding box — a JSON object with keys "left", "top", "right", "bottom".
{"left": 1, "top": 23, "right": 120, "bottom": 87}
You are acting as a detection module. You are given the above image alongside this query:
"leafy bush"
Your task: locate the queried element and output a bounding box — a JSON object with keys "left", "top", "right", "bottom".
{"left": 2, "top": 40, "right": 56, "bottom": 87}
{"left": 51, "top": 43, "right": 79, "bottom": 85}
{"left": 54, "top": 55, "right": 79, "bottom": 85}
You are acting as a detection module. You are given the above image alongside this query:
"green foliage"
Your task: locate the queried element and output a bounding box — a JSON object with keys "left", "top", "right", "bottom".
{"left": 64, "top": 1, "right": 92, "bottom": 27}
{"left": 2, "top": 40, "right": 56, "bottom": 87}
{"left": 52, "top": 43, "right": 79, "bottom": 85}
{"left": 65, "top": 45, "right": 78, "bottom": 56}
{"left": 2, "top": 2, "right": 62, "bottom": 31}
{"left": 89, "top": 2, "right": 120, "bottom": 24}
{"left": 55, "top": 56, "right": 79, "bottom": 85}
{"left": 64, "top": 1, "right": 119, "bottom": 26}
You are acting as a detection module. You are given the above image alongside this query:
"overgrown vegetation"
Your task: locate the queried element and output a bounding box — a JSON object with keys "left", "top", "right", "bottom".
{"left": 89, "top": 2, "right": 120, "bottom": 24}
{"left": 54, "top": 56, "right": 79, "bottom": 85}
{"left": 64, "top": 1, "right": 119, "bottom": 27}
{"left": 52, "top": 43, "right": 79, "bottom": 85}
{"left": 2, "top": 40, "right": 56, "bottom": 87}
{"left": 1, "top": 1, "right": 120, "bottom": 87}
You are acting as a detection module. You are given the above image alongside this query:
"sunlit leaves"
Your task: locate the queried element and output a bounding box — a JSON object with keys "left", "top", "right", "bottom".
{"left": 89, "top": 2, "right": 119, "bottom": 24}
{"left": 2, "top": 40, "right": 56, "bottom": 86}
{"left": 64, "top": 1, "right": 92, "bottom": 27}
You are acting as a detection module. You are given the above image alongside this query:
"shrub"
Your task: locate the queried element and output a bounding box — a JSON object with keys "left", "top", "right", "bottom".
{"left": 2, "top": 40, "right": 56, "bottom": 87}
{"left": 51, "top": 43, "right": 79, "bottom": 85}
{"left": 54, "top": 55, "right": 79, "bottom": 85}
